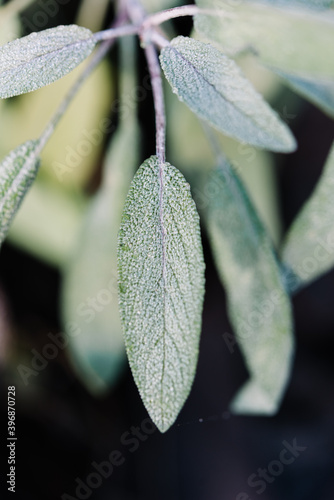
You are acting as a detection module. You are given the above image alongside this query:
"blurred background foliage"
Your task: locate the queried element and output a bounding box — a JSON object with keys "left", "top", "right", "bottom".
{"left": 0, "top": 1, "right": 334, "bottom": 499}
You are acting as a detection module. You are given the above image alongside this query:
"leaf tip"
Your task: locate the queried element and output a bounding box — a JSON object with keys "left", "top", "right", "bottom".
{"left": 229, "top": 380, "right": 280, "bottom": 416}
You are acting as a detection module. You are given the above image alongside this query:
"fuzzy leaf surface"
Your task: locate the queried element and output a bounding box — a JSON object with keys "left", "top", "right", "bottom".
{"left": 160, "top": 36, "right": 296, "bottom": 152}
{"left": 0, "top": 140, "right": 40, "bottom": 246}
{"left": 0, "top": 24, "right": 95, "bottom": 98}
{"left": 118, "top": 155, "right": 205, "bottom": 432}
{"left": 205, "top": 157, "right": 294, "bottom": 414}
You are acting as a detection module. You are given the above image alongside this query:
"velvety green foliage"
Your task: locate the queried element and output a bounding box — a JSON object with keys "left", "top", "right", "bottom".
{"left": 61, "top": 121, "right": 139, "bottom": 394}
{"left": 0, "top": 140, "right": 40, "bottom": 246}
{"left": 160, "top": 36, "right": 296, "bottom": 152}
{"left": 205, "top": 156, "right": 294, "bottom": 414}
{"left": 195, "top": 0, "right": 334, "bottom": 78}
{"left": 0, "top": 25, "right": 95, "bottom": 98}
{"left": 282, "top": 142, "right": 334, "bottom": 290}
{"left": 118, "top": 156, "right": 205, "bottom": 432}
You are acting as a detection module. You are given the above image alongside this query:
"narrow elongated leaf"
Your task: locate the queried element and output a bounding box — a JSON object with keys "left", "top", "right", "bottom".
{"left": 275, "top": 70, "right": 334, "bottom": 118}
{"left": 195, "top": 1, "right": 334, "bottom": 79}
{"left": 160, "top": 37, "right": 296, "bottom": 152}
{"left": 281, "top": 142, "right": 334, "bottom": 291}
{"left": 260, "top": 0, "right": 334, "bottom": 7}
{"left": 118, "top": 155, "right": 205, "bottom": 432}
{"left": 61, "top": 121, "right": 139, "bottom": 394}
{"left": 204, "top": 156, "right": 294, "bottom": 414}
{"left": 0, "top": 25, "right": 95, "bottom": 98}
{"left": 0, "top": 140, "right": 40, "bottom": 246}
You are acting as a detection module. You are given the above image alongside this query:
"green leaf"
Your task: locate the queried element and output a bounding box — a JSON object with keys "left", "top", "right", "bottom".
{"left": 118, "top": 155, "right": 205, "bottom": 432}
{"left": 0, "top": 140, "right": 40, "bottom": 246}
{"left": 281, "top": 142, "right": 334, "bottom": 291}
{"left": 260, "top": 0, "right": 334, "bottom": 7}
{"left": 204, "top": 156, "right": 294, "bottom": 414}
{"left": 195, "top": 1, "right": 334, "bottom": 79}
{"left": 275, "top": 70, "right": 334, "bottom": 118}
{"left": 160, "top": 36, "right": 296, "bottom": 152}
{"left": 0, "top": 24, "right": 95, "bottom": 98}
{"left": 61, "top": 121, "right": 139, "bottom": 394}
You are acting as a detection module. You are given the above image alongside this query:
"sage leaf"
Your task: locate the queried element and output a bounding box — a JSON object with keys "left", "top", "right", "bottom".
{"left": 118, "top": 155, "right": 205, "bottom": 432}
{"left": 195, "top": 1, "right": 334, "bottom": 79}
{"left": 0, "top": 140, "right": 40, "bottom": 246}
{"left": 281, "top": 142, "right": 334, "bottom": 291}
{"left": 160, "top": 36, "right": 296, "bottom": 152}
{"left": 275, "top": 70, "right": 334, "bottom": 118}
{"left": 260, "top": 0, "right": 334, "bottom": 7}
{"left": 0, "top": 25, "right": 95, "bottom": 98}
{"left": 61, "top": 121, "right": 139, "bottom": 394}
{"left": 204, "top": 156, "right": 294, "bottom": 414}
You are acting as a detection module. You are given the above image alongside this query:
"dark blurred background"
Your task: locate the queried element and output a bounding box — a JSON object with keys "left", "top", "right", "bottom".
{"left": 1, "top": 1, "right": 334, "bottom": 499}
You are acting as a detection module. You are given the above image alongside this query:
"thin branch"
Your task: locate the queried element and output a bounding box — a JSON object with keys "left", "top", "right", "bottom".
{"left": 37, "top": 38, "right": 115, "bottom": 152}
{"left": 93, "top": 23, "right": 139, "bottom": 42}
{"left": 144, "top": 42, "right": 166, "bottom": 163}
{"left": 125, "top": 0, "right": 146, "bottom": 24}
{"left": 143, "top": 5, "right": 200, "bottom": 28}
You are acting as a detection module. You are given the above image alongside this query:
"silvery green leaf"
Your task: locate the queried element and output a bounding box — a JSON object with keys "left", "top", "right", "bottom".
{"left": 61, "top": 121, "right": 139, "bottom": 394}
{"left": 195, "top": 1, "right": 334, "bottom": 79}
{"left": 281, "top": 142, "right": 334, "bottom": 292}
{"left": 160, "top": 36, "right": 296, "bottom": 152}
{"left": 258, "top": 0, "right": 333, "bottom": 7}
{"left": 204, "top": 156, "right": 294, "bottom": 414}
{"left": 0, "top": 140, "right": 40, "bottom": 246}
{"left": 118, "top": 155, "right": 205, "bottom": 432}
{"left": 0, "top": 24, "right": 95, "bottom": 98}
{"left": 275, "top": 70, "right": 334, "bottom": 118}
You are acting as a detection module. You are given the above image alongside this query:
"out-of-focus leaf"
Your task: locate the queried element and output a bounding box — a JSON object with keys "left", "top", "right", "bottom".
{"left": 160, "top": 36, "right": 296, "bottom": 152}
{"left": 281, "top": 142, "right": 334, "bottom": 291}
{"left": 204, "top": 155, "right": 294, "bottom": 414}
{"left": 260, "top": 0, "right": 333, "bottom": 7}
{"left": 0, "top": 25, "right": 95, "bottom": 98}
{"left": 7, "top": 180, "right": 84, "bottom": 267}
{"left": 275, "top": 70, "right": 334, "bottom": 118}
{"left": 61, "top": 121, "right": 139, "bottom": 394}
{"left": 0, "top": 140, "right": 40, "bottom": 246}
{"left": 0, "top": 59, "right": 114, "bottom": 190}
{"left": 165, "top": 81, "right": 283, "bottom": 245}
{"left": 195, "top": 0, "right": 334, "bottom": 79}
{"left": 118, "top": 155, "right": 205, "bottom": 432}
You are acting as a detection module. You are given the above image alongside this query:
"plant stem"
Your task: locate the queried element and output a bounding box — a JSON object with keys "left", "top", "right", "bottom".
{"left": 144, "top": 42, "right": 166, "bottom": 163}
{"left": 125, "top": 0, "right": 166, "bottom": 162}
{"left": 37, "top": 39, "right": 114, "bottom": 153}
{"left": 37, "top": 8, "right": 132, "bottom": 155}
{"left": 93, "top": 24, "right": 139, "bottom": 42}
{"left": 143, "top": 5, "right": 200, "bottom": 28}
